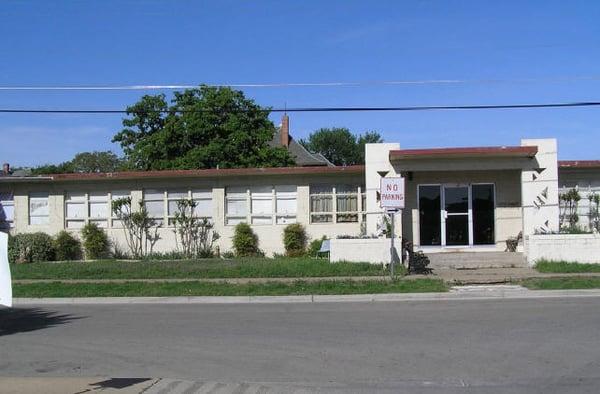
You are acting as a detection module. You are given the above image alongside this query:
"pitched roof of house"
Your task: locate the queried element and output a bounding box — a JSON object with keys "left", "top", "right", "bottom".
{"left": 270, "top": 128, "right": 334, "bottom": 167}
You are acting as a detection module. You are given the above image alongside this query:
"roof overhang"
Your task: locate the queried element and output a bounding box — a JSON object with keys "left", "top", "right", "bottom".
{"left": 558, "top": 160, "right": 600, "bottom": 169}
{"left": 389, "top": 146, "right": 539, "bottom": 172}
{"left": 0, "top": 166, "right": 365, "bottom": 184}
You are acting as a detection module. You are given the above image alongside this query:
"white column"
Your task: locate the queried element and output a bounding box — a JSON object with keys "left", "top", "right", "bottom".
{"left": 365, "top": 142, "right": 400, "bottom": 236}
{"left": 521, "top": 138, "right": 559, "bottom": 236}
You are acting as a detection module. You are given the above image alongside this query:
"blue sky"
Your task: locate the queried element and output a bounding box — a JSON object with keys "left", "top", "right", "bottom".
{"left": 1, "top": 0, "right": 599, "bottom": 166}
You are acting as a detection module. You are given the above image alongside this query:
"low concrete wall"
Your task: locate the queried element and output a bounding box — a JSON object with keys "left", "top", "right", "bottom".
{"left": 525, "top": 233, "right": 600, "bottom": 265}
{"left": 330, "top": 238, "right": 397, "bottom": 264}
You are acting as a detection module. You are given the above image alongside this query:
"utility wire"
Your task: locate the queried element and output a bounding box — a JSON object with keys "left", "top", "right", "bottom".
{"left": 0, "top": 101, "right": 599, "bottom": 114}
{"left": 2, "top": 75, "right": 600, "bottom": 90}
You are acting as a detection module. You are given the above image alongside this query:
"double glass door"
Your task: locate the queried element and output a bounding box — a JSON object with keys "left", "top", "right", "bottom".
{"left": 419, "top": 184, "right": 495, "bottom": 247}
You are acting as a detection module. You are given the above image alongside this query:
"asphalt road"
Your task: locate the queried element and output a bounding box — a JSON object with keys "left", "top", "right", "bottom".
{"left": 1, "top": 298, "right": 600, "bottom": 393}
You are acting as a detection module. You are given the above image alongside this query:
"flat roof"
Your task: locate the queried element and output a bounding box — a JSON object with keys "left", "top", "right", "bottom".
{"left": 389, "top": 146, "right": 538, "bottom": 161}
{"left": 558, "top": 160, "right": 600, "bottom": 169}
{"left": 0, "top": 165, "right": 365, "bottom": 183}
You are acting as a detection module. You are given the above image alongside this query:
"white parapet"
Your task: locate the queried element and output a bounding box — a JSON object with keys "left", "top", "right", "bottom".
{"left": 525, "top": 233, "right": 600, "bottom": 265}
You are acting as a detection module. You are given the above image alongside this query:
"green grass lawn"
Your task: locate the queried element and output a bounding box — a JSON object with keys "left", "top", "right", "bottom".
{"left": 522, "top": 277, "right": 600, "bottom": 290}
{"left": 12, "top": 279, "right": 445, "bottom": 298}
{"left": 534, "top": 260, "right": 600, "bottom": 273}
{"left": 10, "top": 257, "right": 393, "bottom": 280}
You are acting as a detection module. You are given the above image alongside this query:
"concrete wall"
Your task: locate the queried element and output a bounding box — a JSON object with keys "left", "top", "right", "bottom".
{"left": 5, "top": 173, "right": 365, "bottom": 256}
{"left": 330, "top": 238, "right": 395, "bottom": 264}
{"left": 525, "top": 234, "right": 600, "bottom": 265}
{"left": 401, "top": 170, "right": 523, "bottom": 251}
{"left": 364, "top": 143, "right": 401, "bottom": 237}
{"left": 521, "top": 138, "right": 559, "bottom": 235}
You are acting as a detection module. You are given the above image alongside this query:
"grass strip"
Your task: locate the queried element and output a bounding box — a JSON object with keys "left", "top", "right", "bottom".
{"left": 534, "top": 260, "right": 600, "bottom": 273}
{"left": 521, "top": 277, "right": 600, "bottom": 290}
{"left": 12, "top": 279, "right": 445, "bottom": 298}
{"left": 10, "top": 258, "right": 390, "bottom": 280}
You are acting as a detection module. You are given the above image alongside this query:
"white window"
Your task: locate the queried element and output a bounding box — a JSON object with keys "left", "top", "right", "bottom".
{"left": 309, "top": 184, "right": 365, "bottom": 224}
{"left": 145, "top": 188, "right": 214, "bottom": 226}
{"left": 144, "top": 189, "right": 165, "bottom": 226}
{"left": 192, "top": 189, "right": 213, "bottom": 218}
{"left": 276, "top": 185, "right": 297, "bottom": 224}
{"left": 65, "top": 191, "right": 127, "bottom": 229}
{"left": 110, "top": 190, "right": 130, "bottom": 228}
{"left": 225, "top": 185, "right": 297, "bottom": 225}
{"left": 29, "top": 192, "right": 49, "bottom": 225}
{"left": 0, "top": 191, "right": 14, "bottom": 229}
{"left": 65, "top": 192, "right": 86, "bottom": 228}
{"left": 251, "top": 186, "right": 273, "bottom": 225}
{"left": 226, "top": 187, "right": 248, "bottom": 225}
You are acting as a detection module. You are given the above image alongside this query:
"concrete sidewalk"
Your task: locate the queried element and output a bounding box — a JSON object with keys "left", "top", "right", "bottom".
{"left": 0, "top": 377, "right": 157, "bottom": 394}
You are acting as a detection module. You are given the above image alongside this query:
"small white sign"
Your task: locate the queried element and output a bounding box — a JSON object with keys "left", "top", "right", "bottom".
{"left": 0, "top": 232, "right": 12, "bottom": 307}
{"left": 380, "top": 177, "right": 405, "bottom": 209}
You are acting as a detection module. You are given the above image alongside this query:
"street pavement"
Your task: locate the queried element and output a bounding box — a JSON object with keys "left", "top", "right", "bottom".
{"left": 1, "top": 297, "right": 600, "bottom": 393}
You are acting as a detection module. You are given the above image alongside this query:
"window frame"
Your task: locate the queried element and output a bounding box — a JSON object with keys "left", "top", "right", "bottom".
{"left": 65, "top": 191, "right": 129, "bottom": 229}
{"left": 29, "top": 192, "right": 50, "bottom": 226}
{"left": 144, "top": 188, "right": 214, "bottom": 227}
{"left": 225, "top": 186, "right": 298, "bottom": 226}
{"left": 0, "top": 190, "right": 15, "bottom": 229}
{"left": 309, "top": 185, "right": 365, "bottom": 224}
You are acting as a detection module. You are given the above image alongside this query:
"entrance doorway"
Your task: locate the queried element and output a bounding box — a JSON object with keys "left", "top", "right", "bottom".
{"left": 418, "top": 184, "right": 495, "bottom": 247}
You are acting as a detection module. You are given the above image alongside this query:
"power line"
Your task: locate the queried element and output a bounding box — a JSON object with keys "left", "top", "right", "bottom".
{"left": 2, "top": 75, "right": 600, "bottom": 90}
{"left": 0, "top": 101, "right": 599, "bottom": 114}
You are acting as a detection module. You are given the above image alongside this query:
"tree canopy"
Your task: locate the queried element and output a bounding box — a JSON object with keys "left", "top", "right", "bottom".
{"left": 112, "top": 85, "right": 294, "bottom": 170}
{"left": 31, "top": 151, "right": 123, "bottom": 175}
{"left": 300, "top": 128, "right": 383, "bottom": 166}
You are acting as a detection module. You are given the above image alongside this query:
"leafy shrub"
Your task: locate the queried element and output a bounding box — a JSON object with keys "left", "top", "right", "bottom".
{"left": 8, "top": 232, "right": 56, "bottom": 263}
{"left": 54, "top": 231, "right": 82, "bottom": 261}
{"left": 232, "top": 222, "right": 261, "bottom": 257}
{"left": 283, "top": 223, "right": 307, "bottom": 257}
{"left": 221, "top": 250, "right": 235, "bottom": 259}
{"left": 308, "top": 236, "right": 326, "bottom": 256}
{"left": 81, "top": 222, "right": 110, "bottom": 259}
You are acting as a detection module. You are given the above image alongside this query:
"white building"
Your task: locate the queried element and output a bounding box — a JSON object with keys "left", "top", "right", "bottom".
{"left": 1, "top": 132, "right": 599, "bottom": 258}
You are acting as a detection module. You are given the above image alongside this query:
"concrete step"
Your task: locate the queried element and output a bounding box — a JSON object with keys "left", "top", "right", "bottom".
{"left": 425, "top": 252, "right": 527, "bottom": 269}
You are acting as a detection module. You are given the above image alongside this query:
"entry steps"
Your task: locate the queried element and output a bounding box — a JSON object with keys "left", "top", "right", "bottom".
{"left": 425, "top": 251, "right": 527, "bottom": 269}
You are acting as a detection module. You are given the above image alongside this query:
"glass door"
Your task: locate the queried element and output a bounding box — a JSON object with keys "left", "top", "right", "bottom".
{"left": 443, "top": 186, "right": 470, "bottom": 246}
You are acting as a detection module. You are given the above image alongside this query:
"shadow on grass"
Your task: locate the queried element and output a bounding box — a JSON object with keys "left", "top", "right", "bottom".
{"left": 0, "top": 307, "right": 85, "bottom": 337}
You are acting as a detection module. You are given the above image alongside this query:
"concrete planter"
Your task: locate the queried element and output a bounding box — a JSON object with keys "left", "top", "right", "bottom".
{"left": 525, "top": 233, "right": 600, "bottom": 265}
{"left": 329, "top": 238, "right": 397, "bottom": 264}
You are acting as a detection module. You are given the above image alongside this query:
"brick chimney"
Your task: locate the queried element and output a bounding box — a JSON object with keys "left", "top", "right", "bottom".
{"left": 2, "top": 163, "right": 9, "bottom": 176}
{"left": 280, "top": 114, "right": 290, "bottom": 147}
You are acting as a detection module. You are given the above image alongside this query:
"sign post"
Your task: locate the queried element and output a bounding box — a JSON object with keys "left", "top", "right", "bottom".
{"left": 0, "top": 232, "right": 12, "bottom": 308}
{"left": 380, "top": 177, "right": 405, "bottom": 278}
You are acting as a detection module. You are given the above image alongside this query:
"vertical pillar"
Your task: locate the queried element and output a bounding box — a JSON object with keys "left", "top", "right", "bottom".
{"left": 521, "top": 138, "right": 559, "bottom": 237}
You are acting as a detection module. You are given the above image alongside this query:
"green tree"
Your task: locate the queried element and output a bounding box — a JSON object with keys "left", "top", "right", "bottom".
{"left": 300, "top": 128, "right": 383, "bottom": 165}
{"left": 112, "top": 85, "right": 294, "bottom": 170}
{"left": 31, "top": 151, "right": 123, "bottom": 175}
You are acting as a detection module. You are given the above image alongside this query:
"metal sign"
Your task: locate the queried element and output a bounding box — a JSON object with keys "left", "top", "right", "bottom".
{"left": 380, "top": 177, "right": 405, "bottom": 209}
{"left": 0, "top": 232, "right": 12, "bottom": 307}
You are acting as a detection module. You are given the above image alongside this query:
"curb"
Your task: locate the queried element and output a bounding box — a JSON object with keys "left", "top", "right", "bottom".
{"left": 12, "top": 287, "right": 600, "bottom": 305}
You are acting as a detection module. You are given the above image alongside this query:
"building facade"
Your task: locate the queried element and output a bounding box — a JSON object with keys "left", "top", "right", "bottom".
{"left": 1, "top": 138, "right": 599, "bottom": 257}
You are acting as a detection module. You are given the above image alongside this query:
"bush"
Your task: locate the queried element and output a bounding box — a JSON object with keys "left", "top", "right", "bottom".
{"left": 54, "top": 231, "right": 82, "bottom": 261}
{"left": 308, "top": 236, "right": 326, "bottom": 256}
{"left": 232, "top": 222, "right": 261, "bottom": 257}
{"left": 283, "top": 223, "right": 307, "bottom": 257}
{"left": 81, "top": 222, "right": 110, "bottom": 259}
{"left": 8, "top": 232, "right": 56, "bottom": 263}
